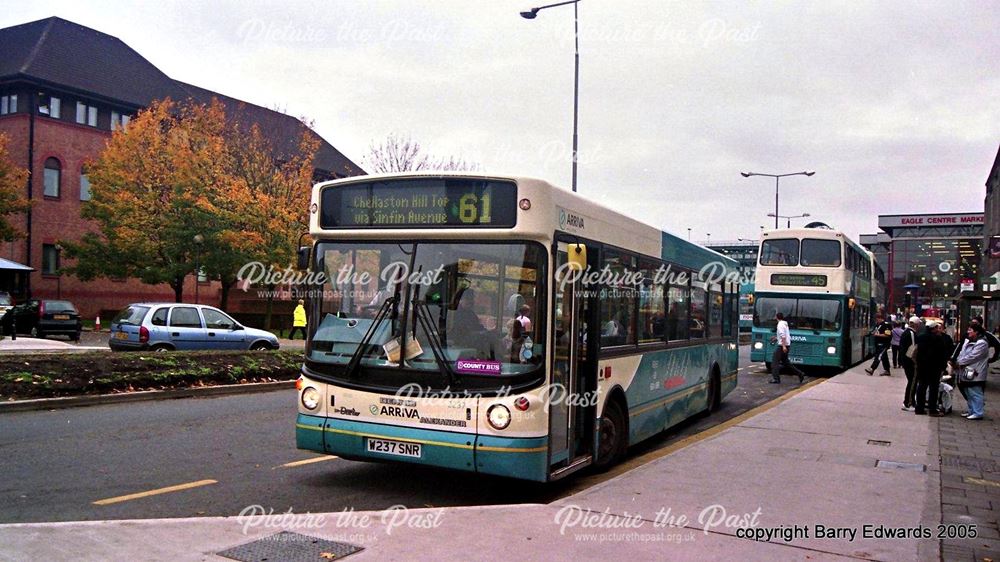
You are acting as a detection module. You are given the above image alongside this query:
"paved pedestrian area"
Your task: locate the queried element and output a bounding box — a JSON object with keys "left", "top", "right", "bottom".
{"left": 938, "top": 364, "right": 1000, "bottom": 562}
{"left": 3, "top": 363, "right": 1000, "bottom": 560}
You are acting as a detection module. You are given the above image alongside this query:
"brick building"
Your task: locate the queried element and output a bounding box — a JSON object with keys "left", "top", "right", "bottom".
{"left": 0, "top": 17, "right": 361, "bottom": 320}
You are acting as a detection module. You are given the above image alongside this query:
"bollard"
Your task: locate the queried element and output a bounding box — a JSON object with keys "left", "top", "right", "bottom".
{"left": 95, "top": 315, "right": 101, "bottom": 332}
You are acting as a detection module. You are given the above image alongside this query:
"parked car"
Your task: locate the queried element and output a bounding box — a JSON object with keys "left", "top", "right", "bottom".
{"left": 7, "top": 299, "right": 82, "bottom": 340}
{"left": 108, "top": 303, "right": 280, "bottom": 352}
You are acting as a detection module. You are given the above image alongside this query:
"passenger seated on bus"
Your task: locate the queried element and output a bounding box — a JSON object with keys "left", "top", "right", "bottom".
{"left": 602, "top": 315, "right": 627, "bottom": 346}
{"left": 448, "top": 288, "right": 491, "bottom": 356}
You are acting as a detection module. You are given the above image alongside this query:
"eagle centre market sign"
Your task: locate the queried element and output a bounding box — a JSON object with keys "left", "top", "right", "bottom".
{"left": 878, "top": 213, "right": 983, "bottom": 229}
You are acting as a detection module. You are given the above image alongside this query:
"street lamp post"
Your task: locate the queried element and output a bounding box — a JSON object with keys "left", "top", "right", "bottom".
{"left": 740, "top": 171, "right": 815, "bottom": 229}
{"left": 687, "top": 228, "right": 691, "bottom": 241}
{"left": 521, "top": 0, "right": 580, "bottom": 192}
{"left": 767, "top": 212, "right": 811, "bottom": 228}
{"left": 193, "top": 234, "right": 204, "bottom": 304}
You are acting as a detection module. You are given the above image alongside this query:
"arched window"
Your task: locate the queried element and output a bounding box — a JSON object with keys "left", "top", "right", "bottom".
{"left": 43, "top": 157, "right": 61, "bottom": 198}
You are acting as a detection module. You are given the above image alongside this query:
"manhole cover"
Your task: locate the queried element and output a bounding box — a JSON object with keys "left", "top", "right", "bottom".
{"left": 876, "top": 460, "right": 926, "bottom": 472}
{"left": 218, "top": 531, "right": 363, "bottom": 562}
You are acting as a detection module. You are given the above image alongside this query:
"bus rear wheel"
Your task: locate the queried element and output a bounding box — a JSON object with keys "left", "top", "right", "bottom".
{"left": 594, "top": 399, "right": 626, "bottom": 471}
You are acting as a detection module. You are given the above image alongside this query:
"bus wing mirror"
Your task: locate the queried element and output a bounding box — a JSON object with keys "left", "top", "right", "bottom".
{"left": 296, "top": 245, "right": 311, "bottom": 271}
{"left": 567, "top": 243, "right": 587, "bottom": 271}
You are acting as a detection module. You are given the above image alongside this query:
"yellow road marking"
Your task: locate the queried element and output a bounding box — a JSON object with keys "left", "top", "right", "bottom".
{"left": 557, "top": 377, "right": 824, "bottom": 498}
{"left": 93, "top": 479, "right": 217, "bottom": 506}
{"left": 277, "top": 456, "right": 339, "bottom": 469}
{"left": 965, "top": 477, "right": 1000, "bottom": 488}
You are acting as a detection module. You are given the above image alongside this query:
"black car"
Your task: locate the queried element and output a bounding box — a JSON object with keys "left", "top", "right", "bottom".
{"left": 7, "top": 299, "right": 82, "bottom": 340}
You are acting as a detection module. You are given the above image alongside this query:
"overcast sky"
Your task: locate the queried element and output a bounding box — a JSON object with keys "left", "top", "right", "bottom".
{"left": 6, "top": 1, "right": 998, "bottom": 243}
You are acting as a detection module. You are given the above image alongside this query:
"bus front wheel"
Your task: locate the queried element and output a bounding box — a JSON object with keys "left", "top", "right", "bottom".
{"left": 595, "top": 399, "right": 626, "bottom": 471}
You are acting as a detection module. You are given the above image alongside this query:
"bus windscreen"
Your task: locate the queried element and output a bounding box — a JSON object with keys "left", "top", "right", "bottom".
{"left": 753, "top": 296, "right": 842, "bottom": 331}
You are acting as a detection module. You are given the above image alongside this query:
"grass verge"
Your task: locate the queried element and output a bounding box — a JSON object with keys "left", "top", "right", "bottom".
{"left": 0, "top": 350, "right": 302, "bottom": 400}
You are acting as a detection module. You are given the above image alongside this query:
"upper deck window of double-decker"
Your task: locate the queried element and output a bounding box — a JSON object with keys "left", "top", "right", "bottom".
{"left": 760, "top": 238, "right": 799, "bottom": 266}
{"left": 800, "top": 239, "right": 841, "bottom": 267}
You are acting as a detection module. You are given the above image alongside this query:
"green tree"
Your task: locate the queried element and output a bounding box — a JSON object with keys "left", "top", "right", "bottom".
{"left": 64, "top": 97, "right": 319, "bottom": 315}
{"left": 63, "top": 99, "right": 231, "bottom": 301}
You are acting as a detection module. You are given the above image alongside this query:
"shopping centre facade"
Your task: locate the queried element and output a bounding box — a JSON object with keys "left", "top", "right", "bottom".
{"left": 861, "top": 213, "right": 984, "bottom": 320}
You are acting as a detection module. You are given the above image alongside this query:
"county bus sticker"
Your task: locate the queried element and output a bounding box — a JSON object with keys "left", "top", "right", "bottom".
{"left": 455, "top": 360, "right": 502, "bottom": 375}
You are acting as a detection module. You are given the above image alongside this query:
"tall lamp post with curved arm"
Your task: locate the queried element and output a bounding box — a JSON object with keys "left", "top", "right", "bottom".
{"left": 767, "top": 212, "right": 811, "bottom": 228}
{"left": 741, "top": 170, "right": 815, "bottom": 229}
{"left": 521, "top": 0, "right": 581, "bottom": 192}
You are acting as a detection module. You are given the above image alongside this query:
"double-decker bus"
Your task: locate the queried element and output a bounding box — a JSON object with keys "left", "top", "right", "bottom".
{"left": 295, "top": 172, "right": 739, "bottom": 482}
{"left": 750, "top": 227, "right": 872, "bottom": 371}
{"left": 870, "top": 254, "right": 886, "bottom": 316}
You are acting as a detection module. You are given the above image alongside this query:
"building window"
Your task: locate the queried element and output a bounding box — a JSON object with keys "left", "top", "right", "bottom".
{"left": 80, "top": 169, "right": 91, "bottom": 201}
{"left": 42, "top": 244, "right": 60, "bottom": 276}
{"left": 0, "top": 94, "right": 16, "bottom": 115}
{"left": 76, "top": 102, "right": 98, "bottom": 127}
{"left": 43, "top": 157, "right": 61, "bottom": 198}
{"left": 111, "top": 111, "right": 131, "bottom": 131}
{"left": 38, "top": 94, "right": 60, "bottom": 118}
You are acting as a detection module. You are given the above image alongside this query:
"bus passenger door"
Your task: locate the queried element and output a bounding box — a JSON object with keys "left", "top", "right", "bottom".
{"left": 549, "top": 242, "right": 597, "bottom": 476}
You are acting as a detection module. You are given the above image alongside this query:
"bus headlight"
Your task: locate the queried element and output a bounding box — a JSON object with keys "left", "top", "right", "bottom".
{"left": 827, "top": 346, "right": 836, "bottom": 355}
{"left": 753, "top": 342, "right": 763, "bottom": 350}
{"left": 301, "top": 387, "right": 320, "bottom": 410}
{"left": 487, "top": 404, "right": 511, "bottom": 430}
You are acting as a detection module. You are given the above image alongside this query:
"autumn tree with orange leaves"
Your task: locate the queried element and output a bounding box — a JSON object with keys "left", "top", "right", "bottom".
{"left": 63, "top": 98, "right": 318, "bottom": 307}
{"left": 0, "top": 133, "right": 31, "bottom": 242}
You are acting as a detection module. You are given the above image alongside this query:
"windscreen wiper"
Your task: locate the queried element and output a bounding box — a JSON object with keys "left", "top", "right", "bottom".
{"left": 344, "top": 295, "right": 398, "bottom": 378}
{"left": 412, "top": 296, "right": 457, "bottom": 385}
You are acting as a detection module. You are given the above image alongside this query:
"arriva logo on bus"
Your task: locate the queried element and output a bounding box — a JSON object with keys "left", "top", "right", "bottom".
{"left": 558, "top": 207, "right": 586, "bottom": 232}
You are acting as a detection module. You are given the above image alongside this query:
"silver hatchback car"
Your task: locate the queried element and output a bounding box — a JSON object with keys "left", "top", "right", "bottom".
{"left": 109, "top": 303, "right": 280, "bottom": 351}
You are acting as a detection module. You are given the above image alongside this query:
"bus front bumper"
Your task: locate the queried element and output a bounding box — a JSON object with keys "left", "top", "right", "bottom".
{"left": 296, "top": 414, "right": 549, "bottom": 482}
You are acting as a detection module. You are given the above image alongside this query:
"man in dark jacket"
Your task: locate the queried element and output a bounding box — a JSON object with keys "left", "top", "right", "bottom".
{"left": 898, "top": 316, "right": 921, "bottom": 411}
{"left": 914, "top": 320, "right": 953, "bottom": 416}
{"left": 865, "top": 315, "right": 893, "bottom": 376}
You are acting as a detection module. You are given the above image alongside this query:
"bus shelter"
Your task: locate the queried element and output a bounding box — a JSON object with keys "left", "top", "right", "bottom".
{"left": 958, "top": 292, "right": 1000, "bottom": 337}
{"left": 0, "top": 258, "right": 32, "bottom": 301}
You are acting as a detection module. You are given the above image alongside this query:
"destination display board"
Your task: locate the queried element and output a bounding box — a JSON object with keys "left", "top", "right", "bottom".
{"left": 320, "top": 179, "right": 517, "bottom": 229}
{"left": 771, "top": 273, "right": 828, "bottom": 287}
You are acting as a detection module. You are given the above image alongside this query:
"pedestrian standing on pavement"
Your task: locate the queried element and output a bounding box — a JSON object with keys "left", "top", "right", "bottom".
{"left": 914, "top": 320, "right": 953, "bottom": 417}
{"left": 865, "top": 315, "right": 893, "bottom": 376}
{"left": 899, "top": 316, "right": 921, "bottom": 411}
{"left": 955, "top": 323, "right": 990, "bottom": 420}
{"left": 771, "top": 312, "right": 805, "bottom": 384}
{"left": 290, "top": 299, "right": 307, "bottom": 340}
{"left": 890, "top": 321, "right": 904, "bottom": 368}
